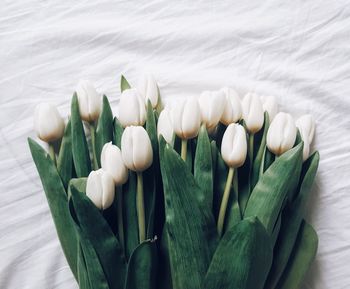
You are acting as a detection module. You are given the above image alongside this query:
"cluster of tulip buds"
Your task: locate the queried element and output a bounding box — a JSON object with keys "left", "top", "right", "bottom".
{"left": 33, "top": 74, "right": 316, "bottom": 240}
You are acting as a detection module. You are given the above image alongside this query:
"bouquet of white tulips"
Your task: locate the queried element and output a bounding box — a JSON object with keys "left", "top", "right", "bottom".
{"left": 29, "top": 74, "right": 319, "bottom": 289}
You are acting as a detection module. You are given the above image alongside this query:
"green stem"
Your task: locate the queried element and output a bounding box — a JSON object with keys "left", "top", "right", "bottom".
{"left": 181, "top": 139, "right": 188, "bottom": 161}
{"left": 48, "top": 143, "right": 56, "bottom": 165}
{"left": 249, "top": 133, "right": 254, "bottom": 163}
{"left": 116, "top": 186, "right": 125, "bottom": 251}
{"left": 136, "top": 172, "right": 146, "bottom": 243}
{"left": 217, "top": 167, "right": 235, "bottom": 236}
{"left": 90, "top": 122, "right": 99, "bottom": 170}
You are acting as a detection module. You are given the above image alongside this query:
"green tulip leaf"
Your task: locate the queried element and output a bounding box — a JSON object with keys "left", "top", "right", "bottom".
{"left": 237, "top": 120, "right": 251, "bottom": 213}
{"left": 203, "top": 217, "right": 273, "bottom": 289}
{"left": 69, "top": 182, "right": 126, "bottom": 289}
{"left": 263, "top": 147, "right": 275, "bottom": 173}
{"left": 121, "top": 75, "right": 131, "bottom": 92}
{"left": 244, "top": 143, "right": 303, "bottom": 234}
{"left": 265, "top": 151, "right": 319, "bottom": 289}
{"left": 210, "top": 141, "right": 218, "bottom": 180}
{"left": 123, "top": 171, "right": 139, "bottom": 260}
{"left": 251, "top": 112, "right": 270, "bottom": 190}
{"left": 95, "top": 95, "right": 114, "bottom": 167}
{"left": 159, "top": 138, "right": 218, "bottom": 289}
{"left": 28, "top": 138, "right": 78, "bottom": 280}
{"left": 124, "top": 239, "right": 158, "bottom": 289}
{"left": 77, "top": 243, "right": 91, "bottom": 289}
{"left": 212, "top": 144, "right": 228, "bottom": 221}
{"left": 57, "top": 118, "right": 73, "bottom": 190}
{"left": 276, "top": 221, "right": 318, "bottom": 289}
{"left": 113, "top": 117, "right": 124, "bottom": 148}
{"left": 194, "top": 125, "right": 213, "bottom": 210}
{"left": 145, "top": 101, "right": 158, "bottom": 238}
{"left": 71, "top": 93, "right": 91, "bottom": 177}
{"left": 158, "top": 228, "right": 173, "bottom": 289}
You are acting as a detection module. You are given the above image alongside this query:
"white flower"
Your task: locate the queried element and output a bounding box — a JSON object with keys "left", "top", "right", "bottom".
{"left": 118, "top": 88, "right": 146, "bottom": 127}
{"left": 86, "top": 169, "right": 115, "bottom": 210}
{"left": 220, "top": 87, "right": 242, "bottom": 125}
{"left": 34, "top": 103, "right": 65, "bottom": 142}
{"left": 76, "top": 80, "right": 102, "bottom": 122}
{"left": 199, "top": 90, "right": 226, "bottom": 131}
{"left": 241, "top": 93, "right": 264, "bottom": 133}
{"left": 157, "top": 108, "right": 174, "bottom": 144}
{"left": 173, "top": 96, "right": 201, "bottom": 139}
{"left": 261, "top": 95, "right": 278, "bottom": 121}
{"left": 137, "top": 74, "right": 159, "bottom": 108}
{"left": 221, "top": 123, "right": 247, "bottom": 168}
{"left": 296, "top": 114, "right": 316, "bottom": 161}
{"left": 101, "top": 142, "right": 128, "bottom": 185}
{"left": 267, "top": 112, "right": 297, "bottom": 156}
{"left": 121, "top": 126, "right": 153, "bottom": 172}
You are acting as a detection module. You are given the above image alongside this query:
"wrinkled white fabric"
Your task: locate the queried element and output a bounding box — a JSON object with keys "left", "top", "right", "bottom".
{"left": 1, "top": 1, "right": 350, "bottom": 288}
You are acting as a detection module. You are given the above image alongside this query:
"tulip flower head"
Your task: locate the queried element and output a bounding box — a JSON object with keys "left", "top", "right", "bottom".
{"left": 267, "top": 112, "right": 297, "bottom": 156}
{"left": 121, "top": 126, "right": 153, "bottom": 172}
{"left": 198, "top": 90, "right": 226, "bottom": 132}
{"left": 76, "top": 80, "right": 102, "bottom": 123}
{"left": 221, "top": 123, "right": 248, "bottom": 168}
{"left": 261, "top": 95, "right": 278, "bottom": 121}
{"left": 137, "top": 74, "right": 159, "bottom": 108}
{"left": 118, "top": 88, "right": 146, "bottom": 127}
{"left": 296, "top": 114, "right": 316, "bottom": 161}
{"left": 86, "top": 169, "right": 115, "bottom": 210}
{"left": 220, "top": 87, "right": 242, "bottom": 125}
{"left": 241, "top": 93, "right": 264, "bottom": 133}
{"left": 34, "top": 103, "right": 65, "bottom": 142}
{"left": 101, "top": 142, "right": 128, "bottom": 186}
{"left": 173, "top": 96, "right": 201, "bottom": 139}
{"left": 157, "top": 107, "right": 174, "bottom": 144}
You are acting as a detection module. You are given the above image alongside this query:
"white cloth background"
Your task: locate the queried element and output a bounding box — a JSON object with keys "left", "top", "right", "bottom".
{"left": 1, "top": 1, "right": 350, "bottom": 288}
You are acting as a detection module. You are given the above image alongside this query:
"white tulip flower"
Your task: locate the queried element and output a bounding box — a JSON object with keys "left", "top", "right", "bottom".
{"left": 241, "top": 93, "right": 264, "bottom": 133}
{"left": 220, "top": 87, "right": 242, "bottom": 125}
{"left": 76, "top": 80, "right": 102, "bottom": 123}
{"left": 199, "top": 90, "right": 226, "bottom": 132}
{"left": 173, "top": 96, "right": 201, "bottom": 140}
{"left": 101, "top": 142, "right": 128, "bottom": 186}
{"left": 118, "top": 88, "right": 146, "bottom": 127}
{"left": 121, "top": 126, "right": 153, "bottom": 172}
{"left": 221, "top": 123, "right": 248, "bottom": 168}
{"left": 267, "top": 112, "right": 297, "bottom": 156}
{"left": 137, "top": 74, "right": 159, "bottom": 108}
{"left": 157, "top": 108, "right": 174, "bottom": 144}
{"left": 34, "top": 103, "right": 65, "bottom": 142}
{"left": 261, "top": 95, "right": 278, "bottom": 121}
{"left": 296, "top": 114, "right": 316, "bottom": 161}
{"left": 86, "top": 169, "right": 115, "bottom": 210}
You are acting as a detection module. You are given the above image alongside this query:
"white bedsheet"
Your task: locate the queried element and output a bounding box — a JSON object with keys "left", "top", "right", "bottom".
{"left": 1, "top": 1, "right": 350, "bottom": 288}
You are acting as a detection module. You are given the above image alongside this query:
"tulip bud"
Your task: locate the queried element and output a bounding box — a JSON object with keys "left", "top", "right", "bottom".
{"left": 118, "top": 88, "right": 146, "bottom": 127}
{"left": 137, "top": 74, "right": 159, "bottom": 108}
{"left": 101, "top": 142, "right": 128, "bottom": 185}
{"left": 296, "top": 114, "right": 315, "bottom": 161}
{"left": 34, "top": 103, "right": 65, "bottom": 142}
{"left": 261, "top": 95, "right": 278, "bottom": 121}
{"left": 220, "top": 87, "right": 242, "bottom": 125}
{"left": 199, "top": 90, "right": 226, "bottom": 131}
{"left": 86, "top": 169, "right": 115, "bottom": 210}
{"left": 221, "top": 123, "right": 247, "bottom": 168}
{"left": 173, "top": 96, "right": 201, "bottom": 139}
{"left": 76, "top": 80, "right": 102, "bottom": 122}
{"left": 241, "top": 93, "right": 264, "bottom": 133}
{"left": 121, "top": 126, "right": 153, "bottom": 172}
{"left": 157, "top": 108, "right": 174, "bottom": 144}
{"left": 267, "top": 112, "right": 297, "bottom": 156}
